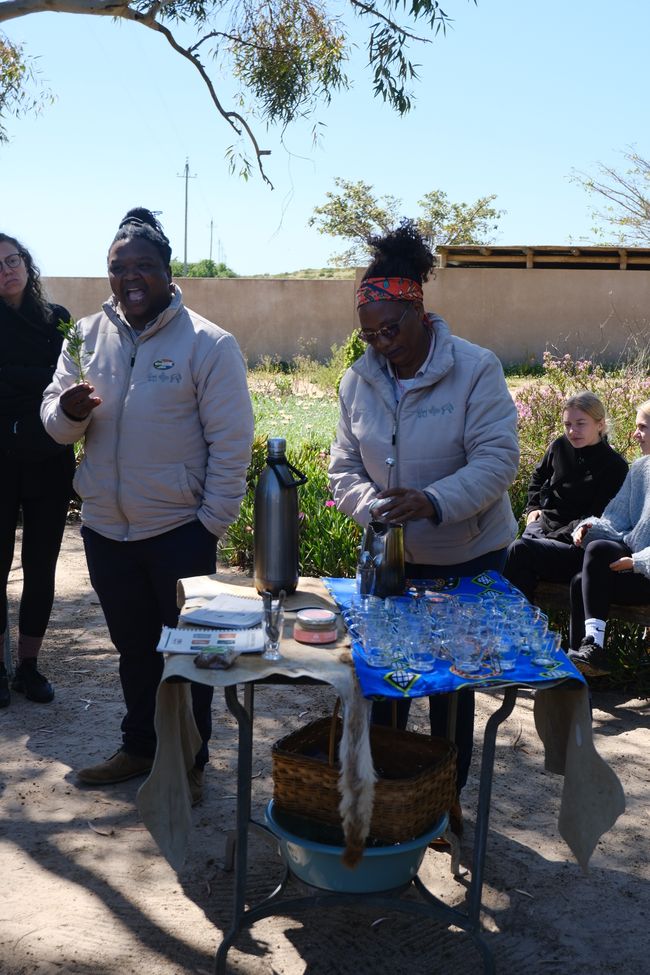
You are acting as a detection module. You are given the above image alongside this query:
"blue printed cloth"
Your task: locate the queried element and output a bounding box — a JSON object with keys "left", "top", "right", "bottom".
{"left": 323, "top": 572, "right": 585, "bottom": 700}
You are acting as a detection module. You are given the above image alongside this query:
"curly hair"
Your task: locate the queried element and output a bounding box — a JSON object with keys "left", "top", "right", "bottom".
{"left": 0, "top": 232, "right": 50, "bottom": 319}
{"left": 109, "top": 207, "right": 172, "bottom": 266}
{"left": 363, "top": 219, "right": 435, "bottom": 285}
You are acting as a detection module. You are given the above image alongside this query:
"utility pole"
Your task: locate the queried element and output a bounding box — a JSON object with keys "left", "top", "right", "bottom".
{"left": 209, "top": 219, "right": 214, "bottom": 262}
{"left": 176, "top": 158, "right": 196, "bottom": 275}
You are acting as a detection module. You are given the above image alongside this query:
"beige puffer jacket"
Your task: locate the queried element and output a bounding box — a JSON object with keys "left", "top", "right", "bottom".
{"left": 41, "top": 286, "right": 253, "bottom": 542}
{"left": 329, "top": 315, "right": 519, "bottom": 565}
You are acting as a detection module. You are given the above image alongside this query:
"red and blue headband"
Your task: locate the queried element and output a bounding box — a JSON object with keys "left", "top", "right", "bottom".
{"left": 356, "top": 276, "right": 423, "bottom": 308}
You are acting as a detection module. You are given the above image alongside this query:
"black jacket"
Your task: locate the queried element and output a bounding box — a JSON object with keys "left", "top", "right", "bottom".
{"left": 526, "top": 435, "right": 628, "bottom": 542}
{"left": 0, "top": 297, "right": 73, "bottom": 461}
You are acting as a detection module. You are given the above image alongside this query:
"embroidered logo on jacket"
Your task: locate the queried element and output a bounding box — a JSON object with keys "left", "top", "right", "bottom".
{"left": 415, "top": 401, "right": 454, "bottom": 418}
{"left": 153, "top": 358, "right": 174, "bottom": 370}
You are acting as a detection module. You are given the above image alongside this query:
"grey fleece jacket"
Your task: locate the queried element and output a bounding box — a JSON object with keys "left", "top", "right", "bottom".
{"left": 41, "top": 286, "right": 254, "bottom": 542}
{"left": 578, "top": 454, "right": 650, "bottom": 578}
{"left": 329, "top": 314, "right": 519, "bottom": 565}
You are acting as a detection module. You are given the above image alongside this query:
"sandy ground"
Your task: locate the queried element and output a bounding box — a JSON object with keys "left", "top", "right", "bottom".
{"left": 1, "top": 524, "right": 649, "bottom": 975}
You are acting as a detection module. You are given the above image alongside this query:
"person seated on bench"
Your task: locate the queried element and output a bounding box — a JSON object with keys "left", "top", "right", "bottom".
{"left": 504, "top": 391, "right": 627, "bottom": 602}
{"left": 568, "top": 400, "right": 650, "bottom": 677}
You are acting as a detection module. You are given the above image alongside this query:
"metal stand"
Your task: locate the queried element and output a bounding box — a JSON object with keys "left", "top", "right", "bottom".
{"left": 214, "top": 684, "right": 518, "bottom": 975}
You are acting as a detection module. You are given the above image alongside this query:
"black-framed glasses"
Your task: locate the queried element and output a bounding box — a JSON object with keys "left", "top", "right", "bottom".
{"left": 358, "top": 304, "right": 412, "bottom": 344}
{"left": 0, "top": 252, "right": 23, "bottom": 274}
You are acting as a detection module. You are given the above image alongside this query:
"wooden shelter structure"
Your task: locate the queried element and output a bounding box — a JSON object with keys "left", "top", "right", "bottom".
{"left": 437, "top": 245, "right": 650, "bottom": 271}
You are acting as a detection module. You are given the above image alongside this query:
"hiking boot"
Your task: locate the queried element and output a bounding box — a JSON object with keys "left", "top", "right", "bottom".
{"left": 77, "top": 750, "right": 153, "bottom": 785}
{"left": 12, "top": 659, "right": 54, "bottom": 703}
{"left": 568, "top": 637, "right": 611, "bottom": 677}
{"left": 0, "top": 665, "right": 10, "bottom": 708}
{"left": 188, "top": 765, "right": 204, "bottom": 806}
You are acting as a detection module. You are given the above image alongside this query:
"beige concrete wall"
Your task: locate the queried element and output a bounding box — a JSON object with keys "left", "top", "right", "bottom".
{"left": 423, "top": 268, "right": 650, "bottom": 364}
{"left": 44, "top": 268, "right": 650, "bottom": 365}
{"left": 43, "top": 276, "right": 357, "bottom": 364}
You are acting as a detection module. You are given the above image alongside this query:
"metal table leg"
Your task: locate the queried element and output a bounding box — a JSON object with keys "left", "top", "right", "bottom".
{"left": 214, "top": 684, "right": 254, "bottom": 974}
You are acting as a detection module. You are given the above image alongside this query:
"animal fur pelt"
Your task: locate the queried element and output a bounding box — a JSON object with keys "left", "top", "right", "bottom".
{"left": 337, "top": 672, "right": 376, "bottom": 867}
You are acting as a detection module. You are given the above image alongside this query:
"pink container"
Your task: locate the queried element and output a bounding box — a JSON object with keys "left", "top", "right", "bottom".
{"left": 293, "top": 609, "right": 338, "bottom": 645}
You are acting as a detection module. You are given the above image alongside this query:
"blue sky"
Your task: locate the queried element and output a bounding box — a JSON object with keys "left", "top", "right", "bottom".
{"left": 1, "top": 1, "right": 648, "bottom": 277}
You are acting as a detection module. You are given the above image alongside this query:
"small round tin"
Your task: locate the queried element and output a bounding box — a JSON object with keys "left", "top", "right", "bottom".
{"left": 293, "top": 608, "right": 338, "bottom": 644}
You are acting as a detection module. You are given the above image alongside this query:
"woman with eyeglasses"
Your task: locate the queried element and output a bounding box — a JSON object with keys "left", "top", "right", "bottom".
{"left": 329, "top": 221, "right": 519, "bottom": 830}
{"left": 0, "top": 234, "right": 75, "bottom": 708}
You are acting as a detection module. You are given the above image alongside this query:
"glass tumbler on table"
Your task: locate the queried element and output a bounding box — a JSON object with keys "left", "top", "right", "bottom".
{"left": 262, "top": 594, "right": 285, "bottom": 662}
{"left": 532, "top": 629, "right": 562, "bottom": 667}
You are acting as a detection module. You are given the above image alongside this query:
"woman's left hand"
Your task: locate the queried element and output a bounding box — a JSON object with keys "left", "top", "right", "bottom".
{"left": 373, "top": 487, "right": 434, "bottom": 523}
{"left": 610, "top": 557, "right": 633, "bottom": 572}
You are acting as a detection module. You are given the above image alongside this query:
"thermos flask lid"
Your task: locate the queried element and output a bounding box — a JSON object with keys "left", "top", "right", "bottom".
{"left": 267, "top": 437, "right": 286, "bottom": 457}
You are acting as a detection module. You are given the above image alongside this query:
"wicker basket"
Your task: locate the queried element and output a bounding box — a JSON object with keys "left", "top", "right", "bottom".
{"left": 272, "top": 709, "right": 457, "bottom": 844}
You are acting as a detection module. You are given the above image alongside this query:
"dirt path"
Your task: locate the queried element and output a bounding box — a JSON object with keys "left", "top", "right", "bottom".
{"left": 1, "top": 525, "right": 649, "bottom": 975}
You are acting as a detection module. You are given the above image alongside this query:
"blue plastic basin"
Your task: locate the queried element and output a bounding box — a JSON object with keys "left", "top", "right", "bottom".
{"left": 265, "top": 800, "right": 448, "bottom": 893}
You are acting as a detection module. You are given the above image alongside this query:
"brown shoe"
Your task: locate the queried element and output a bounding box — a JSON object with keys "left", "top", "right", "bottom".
{"left": 188, "top": 766, "right": 204, "bottom": 806}
{"left": 77, "top": 750, "right": 153, "bottom": 785}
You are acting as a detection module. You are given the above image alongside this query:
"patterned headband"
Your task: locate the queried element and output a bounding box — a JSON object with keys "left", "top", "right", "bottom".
{"left": 356, "top": 276, "right": 423, "bottom": 307}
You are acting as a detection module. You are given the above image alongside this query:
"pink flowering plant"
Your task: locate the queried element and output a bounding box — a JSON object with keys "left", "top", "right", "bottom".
{"left": 511, "top": 350, "right": 650, "bottom": 526}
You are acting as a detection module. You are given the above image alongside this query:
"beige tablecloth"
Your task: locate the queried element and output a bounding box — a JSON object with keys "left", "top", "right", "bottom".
{"left": 138, "top": 576, "right": 625, "bottom": 873}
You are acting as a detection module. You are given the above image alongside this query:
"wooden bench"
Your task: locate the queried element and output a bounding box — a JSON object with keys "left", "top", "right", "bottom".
{"left": 534, "top": 580, "right": 650, "bottom": 627}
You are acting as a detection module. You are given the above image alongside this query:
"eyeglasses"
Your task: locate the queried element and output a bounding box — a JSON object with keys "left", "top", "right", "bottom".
{"left": 358, "top": 304, "right": 411, "bottom": 344}
{"left": 0, "top": 253, "right": 23, "bottom": 274}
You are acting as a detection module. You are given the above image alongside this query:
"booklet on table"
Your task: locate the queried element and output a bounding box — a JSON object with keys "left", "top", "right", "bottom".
{"left": 179, "top": 592, "right": 263, "bottom": 628}
{"left": 157, "top": 625, "right": 264, "bottom": 655}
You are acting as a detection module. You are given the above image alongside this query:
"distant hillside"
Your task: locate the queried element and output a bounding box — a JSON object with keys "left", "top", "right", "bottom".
{"left": 245, "top": 268, "right": 356, "bottom": 280}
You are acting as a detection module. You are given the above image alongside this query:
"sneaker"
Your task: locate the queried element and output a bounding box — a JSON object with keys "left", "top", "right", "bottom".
{"left": 12, "top": 659, "right": 54, "bottom": 703}
{"left": 568, "top": 637, "right": 611, "bottom": 677}
{"left": 77, "top": 750, "right": 153, "bottom": 785}
{"left": 188, "top": 766, "right": 204, "bottom": 806}
{"left": 0, "top": 665, "right": 9, "bottom": 708}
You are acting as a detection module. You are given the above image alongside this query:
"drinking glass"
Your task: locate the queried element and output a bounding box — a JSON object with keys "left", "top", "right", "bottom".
{"left": 262, "top": 604, "right": 285, "bottom": 661}
{"left": 399, "top": 613, "right": 436, "bottom": 672}
{"left": 360, "top": 615, "right": 395, "bottom": 668}
{"left": 495, "top": 635, "right": 520, "bottom": 671}
{"left": 532, "top": 630, "right": 562, "bottom": 667}
{"left": 451, "top": 636, "right": 484, "bottom": 673}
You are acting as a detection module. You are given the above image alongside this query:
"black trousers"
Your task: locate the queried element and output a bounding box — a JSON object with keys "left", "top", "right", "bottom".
{"left": 371, "top": 547, "right": 508, "bottom": 793}
{"left": 569, "top": 539, "right": 650, "bottom": 647}
{"left": 83, "top": 520, "right": 217, "bottom": 766}
{"left": 503, "top": 520, "right": 584, "bottom": 602}
{"left": 0, "top": 450, "right": 74, "bottom": 637}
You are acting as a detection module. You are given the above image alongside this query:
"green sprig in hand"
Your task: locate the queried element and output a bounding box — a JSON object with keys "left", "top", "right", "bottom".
{"left": 57, "top": 318, "right": 89, "bottom": 382}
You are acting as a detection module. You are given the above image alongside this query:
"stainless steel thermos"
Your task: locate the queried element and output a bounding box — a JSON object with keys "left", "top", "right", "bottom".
{"left": 253, "top": 437, "right": 308, "bottom": 596}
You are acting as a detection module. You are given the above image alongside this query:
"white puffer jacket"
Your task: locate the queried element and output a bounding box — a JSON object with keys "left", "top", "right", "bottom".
{"left": 41, "top": 286, "right": 254, "bottom": 542}
{"left": 329, "top": 315, "right": 519, "bottom": 565}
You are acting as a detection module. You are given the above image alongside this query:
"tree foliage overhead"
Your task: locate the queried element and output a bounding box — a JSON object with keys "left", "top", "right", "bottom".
{"left": 572, "top": 149, "right": 650, "bottom": 245}
{"left": 0, "top": 0, "right": 476, "bottom": 185}
{"left": 0, "top": 31, "right": 51, "bottom": 142}
{"left": 309, "top": 177, "right": 503, "bottom": 266}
